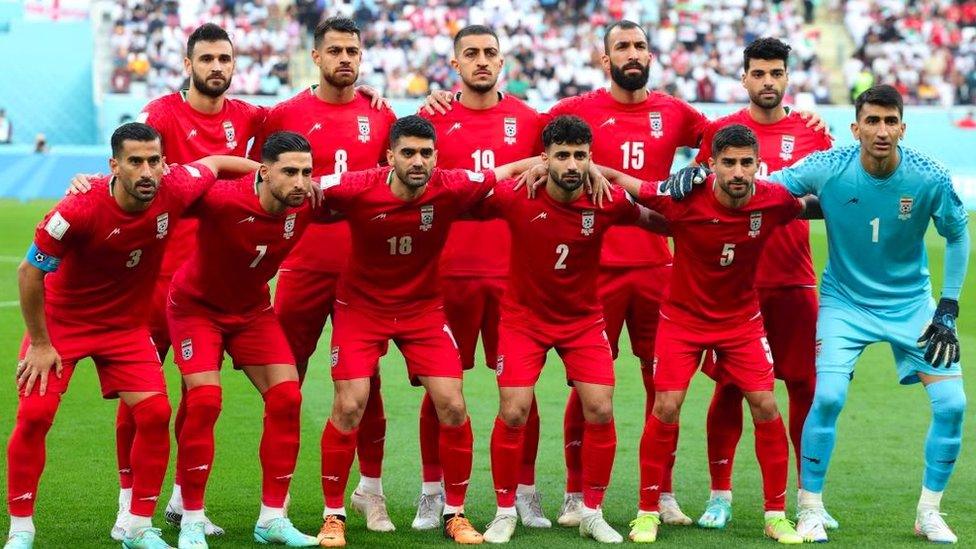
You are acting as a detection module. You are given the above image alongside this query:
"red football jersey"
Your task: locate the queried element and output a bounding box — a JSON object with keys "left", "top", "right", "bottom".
{"left": 696, "top": 108, "right": 832, "bottom": 288}
{"left": 170, "top": 174, "right": 320, "bottom": 314}
{"left": 420, "top": 93, "right": 546, "bottom": 277}
{"left": 322, "top": 167, "right": 496, "bottom": 316}
{"left": 31, "top": 163, "right": 215, "bottom": 328}
{"left": 139, "top": 91, "right": 266, "bottom": 278}
{"left": 253, "top": 87, "right": 397, "bottom": 274}
{"left": 474, "top": 181, "right": 640, "bottom": 332}
{"left": 548, "top": 88, "right": 708, "bottom": 268}
{"left": 637, "top": 176, "right": 802, "bottom": 328}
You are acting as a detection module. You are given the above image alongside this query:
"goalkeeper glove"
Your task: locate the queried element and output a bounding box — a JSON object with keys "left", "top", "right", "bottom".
{"left": 659, "top": 166, "right": 710, "bottom": 201}
{"left": 916, "top": 298, "right": 960, "bottom": 367}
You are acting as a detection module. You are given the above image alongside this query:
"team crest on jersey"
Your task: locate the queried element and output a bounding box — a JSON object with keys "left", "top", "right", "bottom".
{"left": 649, "top": 112, "right": 664, "bottom": 138}
{"left": 283, "top": 212, "right": 297, "bottom": 239}
{"left": 779, "top": 135, "right": 795, "bottom": 161}
{"left": 495, "top": 355, "right": 504, "bottom": 377}
{"left": 156, "top": 212, "right": 169, "bottom": 239}
{"left": 181, "top": 338, "right": 193, "bottom": 361}
{"left": 748, "top": 211, "right": 762, "bottom": 238}
{"left": 420, "top": 204, "right": 435, "bottom": 231}
{"left": 357, "top": 116, "right": 371, "bottom": 143}
{"left": 898, "top": 196, "right": 914, "bottom": 220}
{"left": 222, "top": 121, "right": 237, "bottom": 149}
{"left": 330, "top": 346, "right": 339, "bottom": 368}
{"left": 815, "top": 339, "right": 823, "bottom": 358}
{"left": 581, "top": 210, "right": 595, "bottom": 236}
{"left": 503, "top": 117, "right": 517, "bottom": 145}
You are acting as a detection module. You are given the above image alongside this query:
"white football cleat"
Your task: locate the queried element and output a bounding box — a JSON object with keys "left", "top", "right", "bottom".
{"left": 658, "top": 493, "right": 693, "bottom": 526}
{"left": 351, "top": 490, "right": 395, "bottom": 532}
{"left": 796, "top": 506, "right": 829, "bottom": 543}
{"left": 411, "top": 492, "right": 444, "bottom": 531}
{"left": 112, "top": 491, "right": 131, "bottom": 541}
{"left": 557, "top": 493, "right": 584, "bottom": 527}
{"left": 915, "top": 508, "right": 958, "bottom": 544}
{"left": 483, "top": 514, "right": 517, "bottom": 544}
{"left": 516, "top": 491, "right": 551, "bottom": 528}
{"left": 579, "top": 512, "right": 623, "bottom": 543}
{"left": 164, "top": 502, "right": 224, "bottom": 537}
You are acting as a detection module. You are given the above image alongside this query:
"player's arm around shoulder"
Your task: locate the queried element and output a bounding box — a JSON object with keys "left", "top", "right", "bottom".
{"left": 768, "top": 146, "right": 850, "bottom": 198}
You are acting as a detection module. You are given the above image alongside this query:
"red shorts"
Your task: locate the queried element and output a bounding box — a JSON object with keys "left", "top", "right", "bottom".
{"left": 701, "top": 287, "right": 817, "bottom": 384}
{"left": 19, "top": 318, "right": 165, "bottom": 399}
{"left": 495, "top": 318, "right": 615, "bottom": 388}
{"left": 441, "top": 276, "right": 505, "bottom": 370}
{"left": 330, "top": 303, "right": 462, "bottom": 385}
{"left": 273, "top": 269, "right": 339, "bottom": 366}
{"left": 653, "top": 315, "right": 775, "bottom": 393}
{"left": 148, "top": 275, "right": 172, "bottom": 354}
{"left": 167, "top": 298, "right": 295, "bottom": 375}
{"left": 599, "top": 265, "right": 670, "bottom": 361}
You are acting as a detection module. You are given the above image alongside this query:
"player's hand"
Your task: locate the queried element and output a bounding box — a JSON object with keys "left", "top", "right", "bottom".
{"left": 16, "top": 343, "right": 62, "bottom": 397}
{"left": 305, "top": 178, "right": 323, "bottom": 210}
{"left": 421, "top": 90, "right": 454, "bottom": 115}
{"left": 67, "top": 173, "right": 97, "bottom": 195}
{"left": 514, "top": 164, "right": 548, "bottom": 198}
{"left": 796, "top": 109, "right": 832, "bottom": 138}
{"left": 662, "top": 166, "right": 710, "bottom": 201}
{"left": 356, "top": 85, "right": 391, "bottom": 111}
{"left": 917, "top": 298, "right": 961, "bottom": 367}
{"left": 586, "top": 164, "right": 613, "bottom": 208}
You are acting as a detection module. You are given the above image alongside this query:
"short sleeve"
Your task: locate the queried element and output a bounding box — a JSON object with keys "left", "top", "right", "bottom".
{"left": 770, "top": 184, "right": 804, "bottom": 225}
{"left": 165, "top": 162, "right": 218, "bottom": 206}
{"left": 694, "top": 123, "right": 716, "bottom": 166}
{"left": 677, "top": 100, "right": 709, "bottom": 148}
{"left": 636, "top": 180, "right": 676, "bottom": 218}
{"left": 612, "top": 191, "right": 642, "bottom": 225}
{"left": 768, "top": 149, "right": 836, "bottom": 197}
{"left": 444, "top": 168, "right": 497, "bottom": 211}
{"left": 30, "top": 198, "right": 91, "bottom": 267}
{"left": 320, "top": 170, "right": 367, "bottom": 212}
{"left": 248, "top": 106, "right": 281, "bottom": 162}
{"left": 468, "top": 179, "right": 515, "bottom": 220}
{"left": 136, "top": 100, "right": 167, "bottom": 133}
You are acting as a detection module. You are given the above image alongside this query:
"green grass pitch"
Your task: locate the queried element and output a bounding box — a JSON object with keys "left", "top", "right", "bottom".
{"left": 0, "top": 200, "right": 973, "bottom": 548}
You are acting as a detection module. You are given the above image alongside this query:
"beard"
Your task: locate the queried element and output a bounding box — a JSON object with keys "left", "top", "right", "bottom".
{"left": 749, "top": 88, "right": 783, "bottom": 109}
{"left": 461, "top": 73, "right": 498, "bottom": 94}
{"left": 551, "top": 169, "right": 587, "bottom": 192}
{"left": 125, "top": 177, "right": 159, "bottom": 202}
{"left": 272, "top": 186, "right": 307, "bottom": 207}
{"left": 719, "top": 178, "right": 753, "bottom": 199}
{"left": 191, "top": 70, "right": 232, "bottom": 98}
{"left": 395, "top": 165, "right": 432, "bottom": 189}
{"left": 610, "top": 61, "right": 650, "bottom": 91}
{"left": 323, "top": 67, "right": 358, "bottom": 88}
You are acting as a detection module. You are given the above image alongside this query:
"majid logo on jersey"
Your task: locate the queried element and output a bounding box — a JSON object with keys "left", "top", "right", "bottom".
{"left": 420, "top": 204, "right": 434, "bottom": 231}
{"left": 504, "top": 117, "right": 517, "bottom": 145}
{"left": 748, "top": 211, "right": 763, "bottom": 238}
{"left": 283, "top": 213, "right": 297, "bottom": 239}
{"left": 155, "top": 213, "right": 169, "bottom": 239}
{"left": 899, "top": 196, "right": 915, "bottom": 220}
{"left": 779, "top": 135, "right": 795, "bottom": 161}
{"left": 581, "top": 210, "right": 595, "bottom": 236}
{"left": 649, "top": 112, "right": 664, "bottom": 138}
{"left": 357, "top": 116, "right": 371, "bottom": 143}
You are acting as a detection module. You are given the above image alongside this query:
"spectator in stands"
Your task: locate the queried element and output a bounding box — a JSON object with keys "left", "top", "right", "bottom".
{"left": 955, "top": 109, "right": 976, "bottom": 129}
{"left": 33, "top": 133, "right": 48, "bottom": 154}
{"left": 0, "top": 109, "right": 11, "bottom": 144}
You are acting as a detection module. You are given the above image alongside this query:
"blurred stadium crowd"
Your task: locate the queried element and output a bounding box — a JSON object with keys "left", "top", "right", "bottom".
{"left": 104, "top": 0, "right": 975, "bottom": 106}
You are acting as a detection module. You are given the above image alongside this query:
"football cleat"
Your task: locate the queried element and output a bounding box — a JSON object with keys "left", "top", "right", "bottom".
{"left": 112, "top": 494, "right": 130, "bottom": 541}
{"left": 697, "top": 497, "right": 732, "bottom": 529}
{"left": 412, "top": 492, "right": 445, "bottom": 531}
{"left": 122, "top": 527, "right": 174, "bottom": 549}
{"left": 515, "top": 491, "right": 551, "bottom": 528}
{"left": 253, "top": 517, "right": 318, "bottom": 546}
{"left": 764, "top": 517, "right": 803, "bottom": 545}
{"left": 628, "top": 514, "right": 660, "bottom": 543}
{"left": 350, "top": 490, "right": 395, "bottom": 533}
{"left": 316, "top": 515, "right": 345, "bottom": 548}
{"left": 658, "top": 493, "right": 692, "bottom": 526}
{"left": 482, "top": 514, "right": 517, "bottom": 544}
{"left": 822, "top": 507, "right": 840, "bottom": 530}
{"left": 915, "top": 508, "right": 958, "bottom": 544}
{"left": 177, "top": 522, "right": 207, "bottom": 549}
{"left": 3, "top": 532, "right": 34, "bottom": 549}
{"left": 796, "top": 507, "right": 829, "bottom": 543}
{"left": 444, "top": 514, "right": 483, "bottom": 544}
{"left": 557, "top": 493, "right": 584, "bottom": 527}
{"left": 579, "top": 512, "right": 623, "bottom": 543}
{"left": 164, "top": 504, "right": 224, "bottom": 536}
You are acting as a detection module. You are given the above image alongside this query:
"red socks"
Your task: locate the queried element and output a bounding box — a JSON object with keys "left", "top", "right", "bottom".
{"left": 172, "top": 386, "right": 188, "bottom": 486}
{"left": 439, "top": 418, "right": 474, "bottom": 507}
{"left": 520, "top": 398, "right": 540, "bottom": 486}
{"left": 115, "top": 403, "right": 136, "bottom": 490}
{"left": 260, "top": 381, "right": 302, "bottom": 507}
{"left": 490, "top": 417, "right": 525, "bottom": 507}
{"left": 177, "top": 385, "right": 222, "bottom": 511}
{"left": 638, "top": 415, "right": 679, "bottom": 512}
{"left": 129, "top": 395, "right": 172, "bottom": 517}
{"left": 418, "top": 393, "right": 441, "bottom": 482}
{"left": 6, "top": 392, "right": 61, "bottom": 516}
{"left": 706, "top": 382, "right": 745, "bottom": 491}
{"left": 786, "top": 378, "right": 815, "bottom": 482}
{"left": 357, "top": 375, "right": 386, "bottom": 479}
{"left": 754, "top": 416, "right": 789, "bottom": 511}
{"left": 563, "top": 389, "right": 584, "bottom": 493}
{"left": 321, "top": 420, "right": 357, "bottom": 509}
{"left": 582, "top": 421, "right": 616, "bottom": 509}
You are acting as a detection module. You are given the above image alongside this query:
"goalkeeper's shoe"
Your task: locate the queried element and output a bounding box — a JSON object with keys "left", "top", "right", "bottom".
{"left": 915, "top": 508, "right": 958, "bottom": 544}
{"left": 796, "top": 506, "right": 829, "bottom": 543}
{"left": 658, "top": 494, "right": 692, "bottom": 526}
{"left": 253, "top": 517, "right": 319, "bottom": 546}
{"left": 628, "top": 514, "right": 660, "bottom": 543}
{"left": 177, "top": 522, "right": 207, "bottom": 549}
{"left": 3, "top": 532, "right": 33, "bottom": 549}
{"left": 696, "top": 497, "right": 732, "bottom": 529}
{"left": 123, "top": 527, "right": 174, "bottom": 549}
{"left": 764, "top": 517, "right": 803, "bottom": 545}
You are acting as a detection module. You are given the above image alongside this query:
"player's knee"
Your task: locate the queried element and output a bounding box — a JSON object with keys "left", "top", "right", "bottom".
{"left": 499, "top": 400, "right": 531, "bottom": 427}
{"left": 16, "top": 394, "right": 60, "bottom": 432}
{"left": 812, "top": 372, "right": 849, "bottom": 416}
{"left": 131, "top": 394, "right": 172, "bottom": 431}
{"left": 582, "top": 400, "right": 614, "bottom": 424}
{"left": 333, "top": 393, "right": 368, "bottom": 424}
{"left": 652, "top": 399, "right": 681, "bottom": 424}
{"left": 265, "top": 380, "right": 302, "bottom": 420}
{"left": 747, "top": 395, "right": 780, "bottom": 422}
{"left": 185, "top": 384, "right": 223, "bottom": 421}
{"left": 928, "top": 379, "right": 966, "bottom": 424}
{"left": 433, "top": 394, "right": 467, "bottom": 426}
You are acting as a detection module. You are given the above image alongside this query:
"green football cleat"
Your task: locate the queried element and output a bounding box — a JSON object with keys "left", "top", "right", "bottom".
{"left": 628, "top": 514, "right": 661, "bottom": 543}
{"left": 3, "top": 532, "right": 34, "bottom": 549}
{"left": 697, "top": 497, "right": 732, "bottom": 529}
{"left": 253, "top": 517, "right": 319, "bottom": 547}
{"left": 764, "top": 517, "right": 803, "bottom": 545}
{"left": 122, "top": 527, "right": 174, "bottom": 549}
{"left": 177, "top": 522, "right": 207, "bottom": 549}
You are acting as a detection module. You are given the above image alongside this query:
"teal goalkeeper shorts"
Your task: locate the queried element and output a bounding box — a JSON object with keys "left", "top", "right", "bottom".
{"left": 815, "top": 294, "right": 963, "bottom": 384}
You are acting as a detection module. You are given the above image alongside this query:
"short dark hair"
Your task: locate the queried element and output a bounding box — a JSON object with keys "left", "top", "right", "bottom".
{"left": 453, "top": 25, "right": 499, "bottom": 53}
{"left": 186, "top": 23, "right": 232, "bottom": 58}
{"left": 313, "top": 16, "right": 361, "bottom": 49}
{"left": 855, "top": 84, "right": 904, "bottom": 120}
{"left": 743, "top": 37, "right": 791, "bottom": 71}
{"left": 261, "top": 131, "right": 312, "bottom": 163}
{"left": 389, "top": 115, "right": 436, "bottom": 147}
{"left": 711, "top": 124, "right": 759, "bottom": 157}
{"left": 542, "top": 115, "right": 592, "bottom": 149}
{"left": 111, "top": 122, "right": 161, "bottom": 158}
{"left": 603, "top": 20, "right": 647, "bottom": 53}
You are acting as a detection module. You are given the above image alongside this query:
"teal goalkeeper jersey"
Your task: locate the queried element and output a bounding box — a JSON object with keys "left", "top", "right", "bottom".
{"left": 770, "top": 144, "right": 969, "bottom": 311}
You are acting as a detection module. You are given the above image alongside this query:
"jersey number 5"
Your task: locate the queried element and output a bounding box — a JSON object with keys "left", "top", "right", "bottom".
{"left": 719, "top": 243, "right": 735, "bottom": 266}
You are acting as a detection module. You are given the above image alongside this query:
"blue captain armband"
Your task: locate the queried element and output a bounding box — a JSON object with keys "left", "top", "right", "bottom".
{"left": 26, "top": 243, "right": 61, "bottom": 272}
